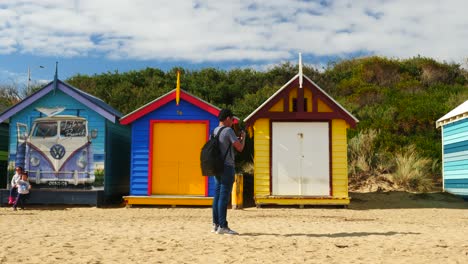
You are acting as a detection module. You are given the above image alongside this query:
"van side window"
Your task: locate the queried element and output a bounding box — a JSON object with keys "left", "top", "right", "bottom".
{"left": 33, "top": 122, "right": 57, "bottom": 137}
{"left": 60, "top": 121, "right": 86, "bottom": 137}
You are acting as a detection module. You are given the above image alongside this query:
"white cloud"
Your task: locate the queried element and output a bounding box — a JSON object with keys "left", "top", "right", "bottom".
{"left": 0, "top": 0, "right": 467, "bottom": 64}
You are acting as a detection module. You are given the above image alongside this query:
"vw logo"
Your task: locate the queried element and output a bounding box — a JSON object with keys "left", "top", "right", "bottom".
{"left": 50, "top": 144, "right": 66, "bottom": 160}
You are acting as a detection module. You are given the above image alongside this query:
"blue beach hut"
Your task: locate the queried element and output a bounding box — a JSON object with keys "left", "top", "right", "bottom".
{"left": 0, "top": 79, "right": 130, "bottom": 206}
{"left": 120, "top": 89, "right": 237, "bottom": 206}
{"left": 436, "top": 100, "right": 468, "bottom": 199}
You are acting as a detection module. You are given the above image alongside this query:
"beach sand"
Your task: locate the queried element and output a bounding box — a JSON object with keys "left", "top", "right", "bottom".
{"left": 1, "top": 192, "right": 467, "bottom": 264}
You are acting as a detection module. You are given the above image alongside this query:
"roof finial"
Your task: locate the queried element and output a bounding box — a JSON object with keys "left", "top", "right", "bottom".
{"left": 299, "top": 52, "right": 303, "bottom": 88}
{"left": 176, "top": 70, "right": 181, "bottom": 105}
{"left": 53, "top": 61, "right": 58, "bottom": 94}
{"left": 27, "top": 66, "right": 31, "bottom": 94}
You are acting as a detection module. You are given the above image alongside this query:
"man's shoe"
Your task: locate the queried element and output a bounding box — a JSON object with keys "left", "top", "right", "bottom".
{"left": 211, "top": 224, "right": 219, "bottom": 233}
{"left": 216, "top": 227, "right": 239, "bottom": 235}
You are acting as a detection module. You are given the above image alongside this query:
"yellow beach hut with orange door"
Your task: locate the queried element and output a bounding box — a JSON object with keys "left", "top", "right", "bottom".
{"left": 120, "top": 89, "right": 237, "bottom": 206}
{"left": 244, "top": 68, "right": 358, "bottom": 207}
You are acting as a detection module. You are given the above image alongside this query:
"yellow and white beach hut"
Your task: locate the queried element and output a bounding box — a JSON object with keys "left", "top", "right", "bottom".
{"left": 244, "top": 62, "right": 358, "bottom": 207}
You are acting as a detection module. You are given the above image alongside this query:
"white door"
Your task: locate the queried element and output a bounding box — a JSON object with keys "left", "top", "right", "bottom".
{"left": 272, "top": 122, "right": 330, "bottom": 196}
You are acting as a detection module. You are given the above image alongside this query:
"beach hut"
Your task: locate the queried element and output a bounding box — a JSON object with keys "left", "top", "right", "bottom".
{"left": 120, "top": 89, "right": 237, "bottom": 206}
{"left": 436, "top": 100, "right": 468, "bottom": 200}
{"left": 244, "top": 63, "right": 358, "bottom": 207}
{"left": 0, "top": 78, "right": 130, "bottom": 206}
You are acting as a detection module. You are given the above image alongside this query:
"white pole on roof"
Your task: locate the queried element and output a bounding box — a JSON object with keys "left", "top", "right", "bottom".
{"left": 299, "top": 52, "right": 303, "bottom": 88}
{"left": 26, "top": 65, "right": 45, "bottom": 95}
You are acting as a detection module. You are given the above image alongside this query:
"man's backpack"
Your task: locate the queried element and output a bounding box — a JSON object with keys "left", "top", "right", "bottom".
{"left": 200, "top": 126, "right": 231, "bottom": 176}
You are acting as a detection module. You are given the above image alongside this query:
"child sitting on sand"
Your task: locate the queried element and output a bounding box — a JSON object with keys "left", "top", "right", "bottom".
{"left": 13, "top": 172, "right": 31, "bottom": 211}
{"left": 8, "top": 166, "right": 23, "bottom": 204}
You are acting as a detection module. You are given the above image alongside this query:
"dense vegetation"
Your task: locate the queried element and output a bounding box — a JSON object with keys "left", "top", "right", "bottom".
{"left": 2, "top": 56, "right": 467, "bottom": 191}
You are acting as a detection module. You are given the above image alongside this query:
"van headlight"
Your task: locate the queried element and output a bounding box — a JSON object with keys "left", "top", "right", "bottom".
{"left": 76, "top": 150, "right": 87, "bottom": 169}
{"left": 30, "top": 155, "right": 40, "bottom": 167}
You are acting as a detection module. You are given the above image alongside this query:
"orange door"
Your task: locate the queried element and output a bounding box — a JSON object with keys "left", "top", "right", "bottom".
{"left": 151, "top": 122, "right": 206, "bottom": 195}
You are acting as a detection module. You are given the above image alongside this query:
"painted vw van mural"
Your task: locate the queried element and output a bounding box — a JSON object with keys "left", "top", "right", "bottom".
{"left": 16, "top": 108, "right": 97, "bottom": 186}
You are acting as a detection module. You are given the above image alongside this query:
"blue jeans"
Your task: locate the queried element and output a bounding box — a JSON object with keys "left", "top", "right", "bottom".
{"left": 212, "top": 164, "right": 235, "bottom": 228}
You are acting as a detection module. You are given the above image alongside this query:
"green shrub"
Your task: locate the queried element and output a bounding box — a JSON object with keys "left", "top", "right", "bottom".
{"left": 94, "top": 169, "right": 105, "bottom": 186}
{"left": 389, "top": 145, "right": 433, "bottom": 192}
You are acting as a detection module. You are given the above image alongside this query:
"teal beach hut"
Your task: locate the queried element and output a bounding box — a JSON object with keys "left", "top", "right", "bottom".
{"left": 0, "top": 79, "right": 130, "bottom": 205}
{"left": 436, "top": 100, "right": 468, "bottom": 200}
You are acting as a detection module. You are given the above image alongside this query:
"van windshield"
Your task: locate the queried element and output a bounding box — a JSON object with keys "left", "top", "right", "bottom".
{"left": 32, "top": 122, "right": 58, "bottom": 137}
{"left": 60, "top": 120, "right": 86, "bottom": 137}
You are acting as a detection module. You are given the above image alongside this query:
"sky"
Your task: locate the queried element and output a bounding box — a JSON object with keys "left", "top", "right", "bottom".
{"left": 0, "top": 0, "right": 467, "bottom": 89}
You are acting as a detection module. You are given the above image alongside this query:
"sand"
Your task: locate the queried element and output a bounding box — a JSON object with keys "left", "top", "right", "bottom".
{"left": 1, "top": 192, "right": 467, "bottom": 264}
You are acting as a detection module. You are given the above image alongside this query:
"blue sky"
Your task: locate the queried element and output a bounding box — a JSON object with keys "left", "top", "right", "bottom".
{"left": 1, "top": 0, "right": 467, "bottom": 90}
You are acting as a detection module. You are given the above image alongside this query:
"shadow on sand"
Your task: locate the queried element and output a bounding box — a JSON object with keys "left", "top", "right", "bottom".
{"left": 348, "top": 191, "right": 468, "bottom": 210}
{"left": 241, "top": 231, "right": 420, "bottom": 238}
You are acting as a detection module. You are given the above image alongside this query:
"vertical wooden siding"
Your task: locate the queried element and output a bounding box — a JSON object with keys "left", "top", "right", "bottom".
{"left": 442, "top": 118, "right": 468, "bottom": 196}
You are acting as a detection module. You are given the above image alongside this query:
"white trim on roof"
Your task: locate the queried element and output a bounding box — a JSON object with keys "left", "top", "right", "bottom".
{"left": 436, "top": 100, "right": 468, "bottom": 128}
{"left": 244, "top": 74, "right": 298, "bottom": 122}
{"left": 244, "top": 74, "right": 359, "bottom": 123}
{"left": 304, "top": 75, "right": 359, "bottom": 123}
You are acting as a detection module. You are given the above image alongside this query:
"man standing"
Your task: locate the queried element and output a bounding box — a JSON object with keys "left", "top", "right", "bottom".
{"left": 212, "top": 109, "right": 245, "bottom": 235}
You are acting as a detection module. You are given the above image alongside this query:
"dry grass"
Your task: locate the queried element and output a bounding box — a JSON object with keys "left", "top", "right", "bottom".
{"left": 388, "top": 145, "right": 433, "bottom": 192}
{"left": 348, "top": 131, "right": 435, "bottom": 193}
{"left": 348, "top": 129, "right": 379, "bottom": 175}
{"left": 241, "top": 162, "right": 254, "bottom": 175}
{"left": 348, "top": 129, "right": 393, "bottom": 190}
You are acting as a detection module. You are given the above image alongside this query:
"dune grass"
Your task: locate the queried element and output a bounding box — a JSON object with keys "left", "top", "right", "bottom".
{"left": 348, "top": 130, "right": 435, "bottom": 192}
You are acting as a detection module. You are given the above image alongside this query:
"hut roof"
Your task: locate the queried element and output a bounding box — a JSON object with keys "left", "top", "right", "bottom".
{"left": 120, "top": 89, "right": 238, "bottom": 125}
{"left": 243, "top": 73, "right": 359, "bottom": 127}
{"left": 0, "top": 79, "right": 122, "bottom": 123}
{"left": 436, "top": 100, "right": 468, "bottom": 128}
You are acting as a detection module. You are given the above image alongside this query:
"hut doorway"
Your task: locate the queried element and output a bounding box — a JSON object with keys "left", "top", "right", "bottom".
{"left": 272, "top": 122, "right": 330, "bottom": 196}
{"left": 151, "top": 121, "right": 206, "bottom": 195}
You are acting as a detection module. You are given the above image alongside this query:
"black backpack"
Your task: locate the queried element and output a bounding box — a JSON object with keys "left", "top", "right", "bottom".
{"left": 200, "top": 126, "right": 231, "bottom": 176}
